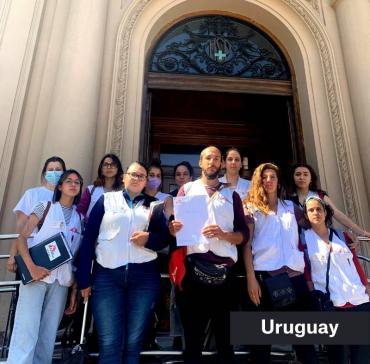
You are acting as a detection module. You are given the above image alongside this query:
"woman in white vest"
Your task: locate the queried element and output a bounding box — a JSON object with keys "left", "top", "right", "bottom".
{"left": 77, "top": 153, "right": 123, "bottom": 222}
{"left": 76, "top": 162, "right": 170, "bottom": 364}
{"left": 219, "top": 147, "right": 250, "bottom": 200}
{"left": 7, "top": 156, "right": 66, "bottom": 273}
{"left": 288, "top": 163, "right": 370, "bottom": 238}
{"left": 243, "top": 163, "right": 318, "bottom": 364}
{"left": 7, "top": 169, "right": 83, "bottom": 364}
{"left": 302, "top": 196, "right": 370, "bottom": 364}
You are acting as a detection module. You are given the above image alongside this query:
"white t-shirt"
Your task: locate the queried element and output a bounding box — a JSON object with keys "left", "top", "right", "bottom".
{"left": 13, "top": 186, "right": 54, "bottom": 216}
{"left": 219, "top": 176, "right": 250, "bottom": 201}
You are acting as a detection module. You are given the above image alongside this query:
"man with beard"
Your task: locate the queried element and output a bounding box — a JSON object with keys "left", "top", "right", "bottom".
{"left": 169, "top": 146, "right": 248, "bottom": 364}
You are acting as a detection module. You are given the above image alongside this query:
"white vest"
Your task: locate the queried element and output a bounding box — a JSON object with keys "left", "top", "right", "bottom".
{"left": 95, "top": 191, "right": 157, "bottom": 268}
{"left": 183, "top": 180, "right": 238, "bottom": 262}
{"left": 251, "top": 200, "right": 304, "bottom": 272}
{"left": 219, "top": 176, "right": 250, "bottom": 201}
{"left": 32, "top": 202, "right": 82, "bottom": 287}
{"left": 304, "top": 229, "right": 369, "bottom": 307}
{"left": 86, "top": 185, "right": 104, "bottom": 218}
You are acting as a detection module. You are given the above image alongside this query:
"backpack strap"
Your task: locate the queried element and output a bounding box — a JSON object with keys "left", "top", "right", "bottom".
{"left": 37, "top": 201, "right": 51, "bottom": 231}
{"left": 299, "top": 230, "right": 312, "bottom": 274}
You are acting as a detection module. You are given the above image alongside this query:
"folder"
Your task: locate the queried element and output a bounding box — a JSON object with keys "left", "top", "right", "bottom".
{"left": 15, "top": 232, "right": 73, "bottom": 284}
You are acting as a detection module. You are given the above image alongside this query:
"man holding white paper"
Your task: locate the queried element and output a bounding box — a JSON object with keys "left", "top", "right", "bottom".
{"left": 170, "top": 146, "right": 248, "bottom": 364}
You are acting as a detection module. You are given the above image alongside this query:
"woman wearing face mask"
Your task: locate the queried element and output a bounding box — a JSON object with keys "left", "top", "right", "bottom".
{"left": 77, "top": 153, "right": 124, "bottom": 222}
{"left": 76, "top": 162, "right": 170, "bottom": 364}
{"left": 170, "top": 161, "right": 193, "bottom": 197}
{"left": 288, "top": 163, "right": 370, "bottom": 239}
{"left": 144, "top": 160, "right": 173, "bottom": 219}
{"left": 7, "top": 156, "right": 66, "bottom": 273}
{"left": 219, "top": 147, "right": 250, "bottom": 200}
{"left": 302, "top": 196, "right": 370, "bottom": 364}
{"left": 7, "top": 169, "right": 83, "bottom": 364}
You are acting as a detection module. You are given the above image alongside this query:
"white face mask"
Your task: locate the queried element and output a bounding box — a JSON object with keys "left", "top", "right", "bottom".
{"left": 44, "top": 170, "right": 63, "bottom": 186}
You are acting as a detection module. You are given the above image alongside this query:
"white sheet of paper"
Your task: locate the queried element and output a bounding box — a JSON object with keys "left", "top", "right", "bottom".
{"left": 174, "top": 195, "right": 209, "bottom": 246}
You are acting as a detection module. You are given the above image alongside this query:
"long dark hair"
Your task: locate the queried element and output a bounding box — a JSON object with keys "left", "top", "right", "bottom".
{"left": 93, "top": 153, "right": 123, "bottom": 190}
{"left": 288, "top": 163, "right": 319, "bottom": 195}
{"left": 41, "top": 156, "right": 66, "bottom": 183}
{"left": 53, "top": 169, "right": 83, "bottom": 205}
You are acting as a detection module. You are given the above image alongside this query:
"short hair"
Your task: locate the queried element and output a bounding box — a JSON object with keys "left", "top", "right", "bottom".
{"left": 41, "top": 156, "right": 66, "bottom": 182}
{"left": 53, "top": 169, "right": 83, "bottom": 205}
{"left": 126, "top": 161, "right": 148, "bottom": 175}
{"left": 303, "top": 195, "right": 334, "bottom": 227}
{"left": 173, "top": 161, "right": 193, "bottom": 178}
{"left": 200, "top": 146, "right": 221, "bottom": 160}
{"left": 94, "top": 153, "right": 124, "bottom": 190}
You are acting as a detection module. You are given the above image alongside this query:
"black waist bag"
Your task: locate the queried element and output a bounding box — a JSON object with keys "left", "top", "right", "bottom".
{"left": 263, "top": 273, "right": 297, "bottom": 309}
{"left": 311, "top": 290, "right": 334, "bottom": 311}
{"left": 186, "top": 255, "right": 228, "bottom": 286}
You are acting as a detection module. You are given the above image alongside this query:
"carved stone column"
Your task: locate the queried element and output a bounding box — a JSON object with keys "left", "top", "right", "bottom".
{"left": 332, "top": 0, "right": 370, "bottom": 202}
{"left": 42, "top": 0, "right": 108, "bottom": 178}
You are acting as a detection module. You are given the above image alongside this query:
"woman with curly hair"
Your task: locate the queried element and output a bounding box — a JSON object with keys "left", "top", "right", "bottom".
{"left": 243, "top": 162, "right": 318, "bottom": 364}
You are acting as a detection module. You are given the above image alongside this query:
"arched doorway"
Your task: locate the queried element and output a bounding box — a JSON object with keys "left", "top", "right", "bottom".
{"left": 142, "top": 15, "right": 303, "bottom": 191}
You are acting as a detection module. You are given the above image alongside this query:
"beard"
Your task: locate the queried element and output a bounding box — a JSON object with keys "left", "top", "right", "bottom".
{"left": 203, "top": 166, "right": 221, "bottom": 180}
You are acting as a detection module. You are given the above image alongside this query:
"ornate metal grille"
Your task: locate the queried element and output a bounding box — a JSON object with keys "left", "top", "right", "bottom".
{"left": 150, "top": 16, "right": 290, "bottom": 80}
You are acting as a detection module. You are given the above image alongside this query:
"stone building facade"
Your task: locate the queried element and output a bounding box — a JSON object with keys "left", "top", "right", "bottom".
{"left": 0, "top": 0, "right": 369, "bottom": 322}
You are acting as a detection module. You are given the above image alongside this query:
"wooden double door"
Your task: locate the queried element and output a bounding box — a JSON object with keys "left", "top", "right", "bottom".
{"left": 142, "top": 74, "right": 304, "bottom": 193}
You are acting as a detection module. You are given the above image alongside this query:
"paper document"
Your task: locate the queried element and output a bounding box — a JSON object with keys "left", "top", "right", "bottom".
{"left": 174, "top": 195, "right": 209, "bottom": 246}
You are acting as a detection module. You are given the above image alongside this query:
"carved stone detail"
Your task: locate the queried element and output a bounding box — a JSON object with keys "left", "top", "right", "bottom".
{"left": 281, "top": 0, "right": 358, "bottom": 222}
{"left": 109, "top": 0, "right": 151, "bottom": 156}
{"left": 109, "top": 0, "right": 358, "bottom": 221}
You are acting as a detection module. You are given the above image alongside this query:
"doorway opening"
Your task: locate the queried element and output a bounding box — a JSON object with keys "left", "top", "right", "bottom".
{"left": 141, "top": 14, "right": 304, "bottom": 193}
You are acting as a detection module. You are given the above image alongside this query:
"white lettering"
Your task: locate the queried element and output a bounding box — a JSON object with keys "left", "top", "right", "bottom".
{"left": 261, "top": 320, "right": 339, "bottom": 338}
{"left": 261, "top": 319, "right": 275, "bottom": 335}
{"left": 329, "top": 323, "right": 339, "bottom": 338}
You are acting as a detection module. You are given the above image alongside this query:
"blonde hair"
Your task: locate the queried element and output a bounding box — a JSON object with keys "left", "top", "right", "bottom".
{"left": 244, "top": 163, "right": 282, "bottom": 215}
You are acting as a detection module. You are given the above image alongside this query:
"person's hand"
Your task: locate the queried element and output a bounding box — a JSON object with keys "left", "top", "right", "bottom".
{"left": 169, "top": 220, "right": 183, "bottom": 236}
{"left": 366, "top": 286, "right": 370, "bottom": 299}
{"left": 29, "top": 264, "right": 49, "bottom": 281}
{"left": 346, "top": 230, "right": 361, "bottom": 252}
{"left": 65, "top": 288, "right": 78, "bottom": 315}
{"left": 247, "top": 274, "right": 262, "bottom": 306}
{"left": 80, "top": 287, "right": 91, "bottom": 303}
{"left": 7, "top": 256, "right": 17, "bottom": 273}
{"left": 202, "top": 224, "right": 225, "bottom": 240}
{"left": 130, "top": 231, "right": 149, "bottom": 246}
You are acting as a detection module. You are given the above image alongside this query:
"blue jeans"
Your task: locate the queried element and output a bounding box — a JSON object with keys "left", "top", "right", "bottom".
{"left": 92, "top": 262, "right": 160, "bottom": 364}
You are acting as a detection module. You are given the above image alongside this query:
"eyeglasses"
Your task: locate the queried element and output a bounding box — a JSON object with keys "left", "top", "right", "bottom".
{"left": 64, "top": 179, "right": 81, "bottom": 186}
{"left": 102, "top": 163, "right": 117, "bottom": 169}
{"left": 127, "top": 172, "right": 147, "bottom": 181}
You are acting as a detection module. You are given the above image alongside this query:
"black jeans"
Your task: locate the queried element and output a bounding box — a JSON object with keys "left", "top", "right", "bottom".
{"left": 327, "top": 301, "right": 370, "bottom": 364}
{"left": 248, "top": 272, "right": 319, "bottom": 364}
{"left": 176, "top": 270, "right": 235, "bottom": 364}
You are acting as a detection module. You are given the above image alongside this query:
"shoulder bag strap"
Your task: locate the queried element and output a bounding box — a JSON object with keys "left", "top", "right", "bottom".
{"left": 37, "top": 201, "right": 52, "bottom": 231}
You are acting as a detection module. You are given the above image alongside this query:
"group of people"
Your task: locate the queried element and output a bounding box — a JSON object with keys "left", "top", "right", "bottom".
{"left": 5, "top": 146, "right": 370, "bottom": 364}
